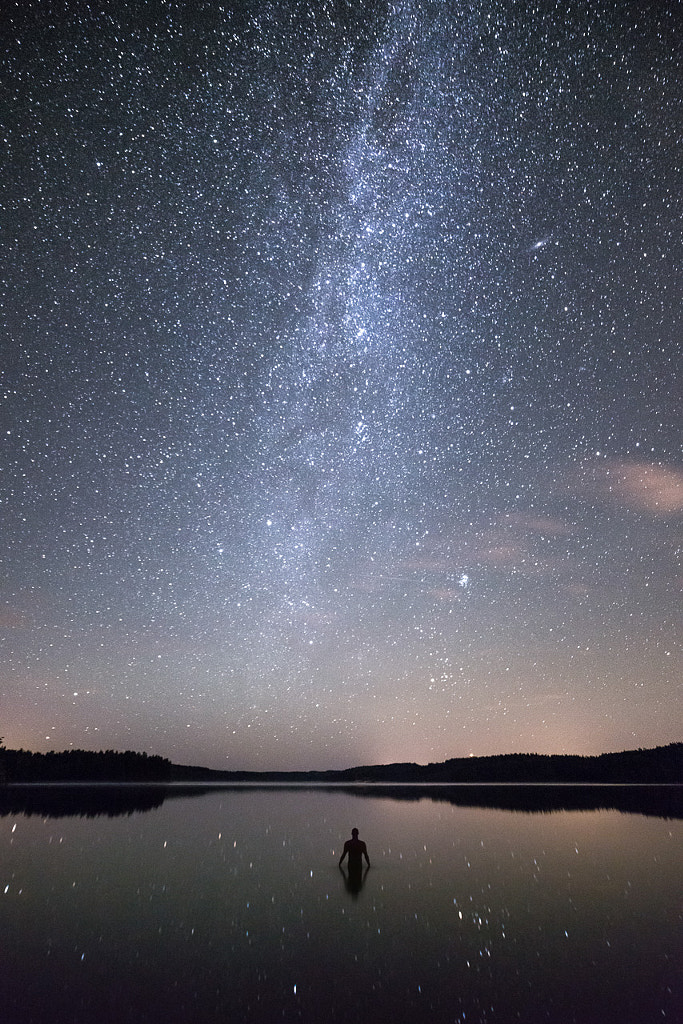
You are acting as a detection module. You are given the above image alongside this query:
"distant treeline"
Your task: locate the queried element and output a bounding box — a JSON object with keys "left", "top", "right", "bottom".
{"left": 0, "top": 747, "right": 173, "bottom": 783}
{"left": 322, "top": 743, "right": 683, "bottom": 785}
{"left": 170, "top": 742, "right": 683, "bottom": 785}
{"left": 0, "top": 742, "right": 680, "bottom": 785}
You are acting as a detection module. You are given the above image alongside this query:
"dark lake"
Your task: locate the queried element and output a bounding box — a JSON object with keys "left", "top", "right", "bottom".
{"left": 1, "top": 785, "right": 680, "bottom": 1023}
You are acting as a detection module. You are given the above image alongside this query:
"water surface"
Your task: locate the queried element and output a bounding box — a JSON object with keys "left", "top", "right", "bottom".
{"left": 1, "top": 786, "right": 680, "bottom": 1023}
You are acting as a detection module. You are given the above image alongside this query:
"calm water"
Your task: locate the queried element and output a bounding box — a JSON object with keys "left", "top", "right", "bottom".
{"left": 1, "top": 786, "right": 680, "bottom": 1023}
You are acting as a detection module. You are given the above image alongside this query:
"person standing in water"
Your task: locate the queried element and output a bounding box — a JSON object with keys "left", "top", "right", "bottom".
{"left": 338, "top": 828, "right": 370, "bottom": 870}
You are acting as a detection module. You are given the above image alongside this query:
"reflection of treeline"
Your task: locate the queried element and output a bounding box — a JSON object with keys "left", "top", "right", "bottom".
{"left": 1, "top": 780, "right": 680, "bottom": 821}
{"left": 336, "top": 784, "right": 683, "bottom": 819}
{"left": 0, "top": 747, "right": 173, "bottom": 783}
{"left": 0, "top": 784, "right": 168, "bottom": 818}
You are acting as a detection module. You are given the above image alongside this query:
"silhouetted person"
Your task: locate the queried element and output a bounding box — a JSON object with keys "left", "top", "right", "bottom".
{"left": 339, "top": 828, "right": 370, "bottom": 896}
{"left": 339, "top": 828, "right": 370, "bottom": 870}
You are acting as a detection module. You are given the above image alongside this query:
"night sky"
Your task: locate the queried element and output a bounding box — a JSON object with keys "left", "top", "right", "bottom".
{"left": 1, "top": 0, "right": 681, "bottom": 770}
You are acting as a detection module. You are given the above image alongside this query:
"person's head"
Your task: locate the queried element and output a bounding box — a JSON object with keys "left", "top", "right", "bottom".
{"left": 351, "top": 828, "right": 359, "bottom": 837}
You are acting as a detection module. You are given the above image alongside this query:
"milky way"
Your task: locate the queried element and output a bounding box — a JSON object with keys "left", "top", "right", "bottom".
{"left": 1, "top": 1, "right": 681, "bottom": 768}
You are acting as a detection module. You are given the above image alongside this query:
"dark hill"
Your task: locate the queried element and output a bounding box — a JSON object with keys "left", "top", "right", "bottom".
{"left": 1, "top": 742, "right": 680, "bottom": 785}
{"left": 170, "top": 742, "right": 682, "bottom": 784}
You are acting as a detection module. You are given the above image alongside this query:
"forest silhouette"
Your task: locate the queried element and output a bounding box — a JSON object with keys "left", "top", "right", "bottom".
{"left": 0, "top": 741, "right": 680, "bottom": 785}
{"left": 1, "top": 742, "right": 680, "bottom": 820}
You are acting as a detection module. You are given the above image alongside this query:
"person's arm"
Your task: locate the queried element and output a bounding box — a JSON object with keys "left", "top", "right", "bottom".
{"left": 338, "top": 844, "right": 347, "bottom": 867}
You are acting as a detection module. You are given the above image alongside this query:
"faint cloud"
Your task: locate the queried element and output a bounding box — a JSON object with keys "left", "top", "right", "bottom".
{"left": 504, "top": 513, "right": 573, "bottom": 537}
{"left": 580, "top": 460, "right": 683, "bottom": 515}
{"left": 401, "top": 557, "right": 455, "bottom": 573}
{"left": 478, "top": 544, "right": 521, "bottom": 567}
{"left": 472, "top": 513, "right": 574, "bottom": 576}
{"left": 0, "top": 606, "right": 30, "bottom": 629}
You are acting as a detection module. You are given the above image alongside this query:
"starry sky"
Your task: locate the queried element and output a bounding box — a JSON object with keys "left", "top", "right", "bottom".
{"left": 1, "top": 0, "right": 681, "bottom": 770}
